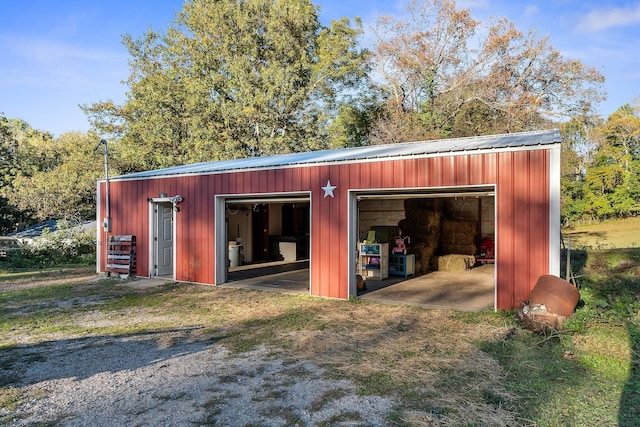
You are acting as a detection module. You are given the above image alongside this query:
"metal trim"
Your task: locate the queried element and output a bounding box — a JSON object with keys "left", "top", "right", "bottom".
{"left": 549, "top": 145, "right": 561, "bottom": 276}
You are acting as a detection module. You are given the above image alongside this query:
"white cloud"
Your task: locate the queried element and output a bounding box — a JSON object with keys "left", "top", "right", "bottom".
{"left": 578, "top": 3, "right": 640, "bottom": 32}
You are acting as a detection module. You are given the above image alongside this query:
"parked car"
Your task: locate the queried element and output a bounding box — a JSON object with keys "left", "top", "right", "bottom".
{"left": 0, "top": 237, "right": 23, "bottom": 259}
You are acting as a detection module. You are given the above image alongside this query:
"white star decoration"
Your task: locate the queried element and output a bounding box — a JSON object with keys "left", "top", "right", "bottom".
{"left": 321, "top": 180, "right": 337, "bottom": 198}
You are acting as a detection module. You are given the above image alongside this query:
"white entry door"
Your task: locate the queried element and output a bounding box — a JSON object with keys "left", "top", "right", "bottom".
{"left": 154, "top": 202, "right": 174, "bottom": 276}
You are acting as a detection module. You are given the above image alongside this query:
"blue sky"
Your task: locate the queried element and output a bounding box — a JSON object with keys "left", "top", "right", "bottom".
{"left": 1, "top": 0, "right": 638, "bottom": 136}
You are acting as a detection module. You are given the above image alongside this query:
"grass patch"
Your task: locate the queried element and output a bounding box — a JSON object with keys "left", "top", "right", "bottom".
{"left": 487, "top": 218, "right": 639, "bottom": 426}
{"left": 0, "top": 265, "right": 95, "bottom": 283}
{"left": 0, "top": 387, "right": 23, "bottom": 412}
{"left": 317, "top": 411, "right": 362, "bottom": 427}
{"left": 309, "top": 389, "right": 349, "bottom": 412}
{"left": 152, "top": 391, "right": 187, "bottom": 401}
{"left": 479, "top": 329, "right": 605, "bottom": 426}
{"left": 564, "top": 216, "right": 640, "bottom": 249}
{"left": 356, "top": 371, "right": 399, "bottom": 396}
{"left": 256, "top": 407, "right": 304, "bottom": 426}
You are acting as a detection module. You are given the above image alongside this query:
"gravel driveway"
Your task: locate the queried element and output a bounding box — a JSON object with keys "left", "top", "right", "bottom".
{"left": 2, "top": 324, "right": 395, "bottom": 426}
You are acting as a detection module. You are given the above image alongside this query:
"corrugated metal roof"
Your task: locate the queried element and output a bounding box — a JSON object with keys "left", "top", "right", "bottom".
{"left": 8, "top": 220, "right": 96, "bottom": 240}
{"left": 113, "top": 129, "right": 560, "bottom": 180}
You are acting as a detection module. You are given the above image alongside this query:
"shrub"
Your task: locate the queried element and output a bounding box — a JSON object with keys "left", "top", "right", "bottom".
{"left": 2, "top": 220, "right": 96, "bottom": 269}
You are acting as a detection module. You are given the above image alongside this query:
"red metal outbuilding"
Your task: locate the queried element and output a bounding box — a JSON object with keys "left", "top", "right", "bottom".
{"left": 96, "top": 130, "right": 561, "bottom": 310}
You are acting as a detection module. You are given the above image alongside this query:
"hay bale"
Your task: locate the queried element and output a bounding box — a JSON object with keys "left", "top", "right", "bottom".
{"left": 423, "top": 211, "right": 443, "bottom": 229}
{"left": 441, "top": 218, "right": 476, "bottom": 235}
{"left": 412, "top": 241, "right": 438, "bottom": 274}
{"left": 402, "top": 201, "right": 442, "bottom": 238}
{"left": 400, "top": 198, "right": 448, "bottom": 274}
{"left": 442, "top": 231, "right": 473, "bottom": 245}
{"left": 439, "top": 218, "right": 477, "bottom": 255}
{"left": 439, "top": 243, "right": 477, "bottom": 256}
{"left": 440, "top": 219, "right": 476, "bottom": 247}
{"left": 400, "top": 212, "right": 441, "bottom": 241}
{"left": 434, "top": 254, "right": 474, "bottom": 272}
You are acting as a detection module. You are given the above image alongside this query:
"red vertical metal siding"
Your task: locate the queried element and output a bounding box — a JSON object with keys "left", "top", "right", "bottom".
{"left": 359, "top": 161, "right": 371, "bottom": 188}
{"left": 444, "top": 156, "right": 457, "bottom": 186}
{"left": 202, "top": 176, "right": 214, "bottom": 283}
{"left": 493, "top": 150, "right": 551, "bottom": 309}
{"left": 99, "top": 147, "right": 553, "bottom": 309}
{"left": 381, "top": 161, "right": 393, "bottom": 188}
{"left": 338, "top": 164, "right": 351, "bottom": 299}
{"left": 455, "top": 155, "right": 469, "bottom": 185}
{"left": 391, "top": 160, "right": 405, "bottom": 188}
{"left": 349, "top": 162, "right": 361, "bottom": 188}
{"left": 325, "top": 164, "right": 341, "bottom": 298}
{"left": 496, "top": 152, "right": 515, "bottom": 308}
{"left": 429, "top": 157, "right": 443, "bottom": 186}
{"left": 370, "top": 162, "right": 383, "bottom": 188}
{"left": 404, "top": 158, "right": 417, "bottom": 187}
{"left": 181, "top": 175, "right": 200, "bottom": 282}
{"left": 527, "top": 150, "right": 550, "bottom": 296}
{"left": 310, "top": 166, "right": 325, "bottom": 297}
{"left": 513, "top": 152, "right": 531, "bottom": 307}
{"left": 469, "top": 154, "right": 486, "bottom": 184}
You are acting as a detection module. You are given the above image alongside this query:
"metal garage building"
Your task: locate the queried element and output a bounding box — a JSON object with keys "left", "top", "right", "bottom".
{"left": 96, "top": 129, "right": 561, "bottom": 310}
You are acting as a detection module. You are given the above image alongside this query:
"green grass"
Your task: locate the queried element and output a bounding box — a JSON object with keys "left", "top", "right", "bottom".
{"left": 495, "top": 218, "right": 640, "bottom": 426}
{"left": 0, "top": 278, "right": 200, "bottom": 342}
{"left": 0, "top": 265, "right": 95, "bottom": 283}
{"left": 478, "top": 326, "right": 626, "bottom": 426}
{"left": 564, "top": 216, "right": 640, "bottom": 249}
{"left": 0, "top": 388, "right": 23, "bottom": 412}
{"left": 356, "top": 371, "right": 398, "bottom": 396}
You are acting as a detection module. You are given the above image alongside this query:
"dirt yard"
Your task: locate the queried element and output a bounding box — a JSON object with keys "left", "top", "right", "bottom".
{"left": 1, "top": 274, "right": 519, "bottom": 426}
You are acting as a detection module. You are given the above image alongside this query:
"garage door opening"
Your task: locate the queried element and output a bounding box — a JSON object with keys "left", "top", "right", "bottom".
{"left": 351, "top": 186, "right": 496, "bottom": 311}
{"left": 221, "top": 194, "right": 311, "bottom": 294}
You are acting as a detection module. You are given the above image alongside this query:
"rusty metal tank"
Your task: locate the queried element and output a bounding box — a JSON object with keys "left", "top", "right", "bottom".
{"left": 528, "top": 275, "right": 580, "bottom": 317}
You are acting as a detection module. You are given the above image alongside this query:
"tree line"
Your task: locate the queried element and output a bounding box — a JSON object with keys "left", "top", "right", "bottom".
{"left": 0, "top": 0, "right": 637, "bottom": 233}
{"left": 562, "top": 104, "right": 640, "bottom": 225}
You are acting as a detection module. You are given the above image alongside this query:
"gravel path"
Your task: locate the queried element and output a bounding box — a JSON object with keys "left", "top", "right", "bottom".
{"left": 2, "top": 328, "right": 396, "bottom": 426}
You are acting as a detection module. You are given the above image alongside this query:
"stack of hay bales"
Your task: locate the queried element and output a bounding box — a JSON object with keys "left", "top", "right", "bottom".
{"left": 439, "top": 218, "right": 477, "bottom": 255}
{"left": 399, "top": 199, "right": 443, "bottom": 274}
{"left": 433, "top": 218, "right": 477, "bottom": 272}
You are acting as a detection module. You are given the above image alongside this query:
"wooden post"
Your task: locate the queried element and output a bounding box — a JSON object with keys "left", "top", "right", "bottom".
{"left": 566, "top": 237, "right": 571, "bottom": 282}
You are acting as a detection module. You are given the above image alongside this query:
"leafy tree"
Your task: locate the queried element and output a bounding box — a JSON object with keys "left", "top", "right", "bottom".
{"left": 560, "top": 118, "right": 601, "bottom": 224}
{"left": 0, "top": 114, "right": 14, "bottom": 198}
{"left": 598, "top": 104, "right": 640, "bottom": 171}
{"left": 1, "top": 117, "right": 54, "bottom": 183}
{"left": 326, "top": 83, "right": 389, "bottom": 148}
{"left": 5, "top": 131, "right": 108, "bottom": 221}
{"left": 370, "top": 0, "right": 606, "bottom": 140}
{"left": 0, "top": 116, "right": 55, "bottom": 231}
{"left": 583, "top": 157, "right": 623, "bottom": 219}
{"left": 586, "top": 104, "right": 640, "bottom": 218}
{"left": 368, "top": 99, "right": 436, "bottom": 144}
{"left": 562, "top": 103, "right": 640, "bottom": 222}
{"left": 83, "top": 0, "right": 370, "bottom": 170}
{"left": 0, "top": 114, "right": 22, "bottom": 233}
